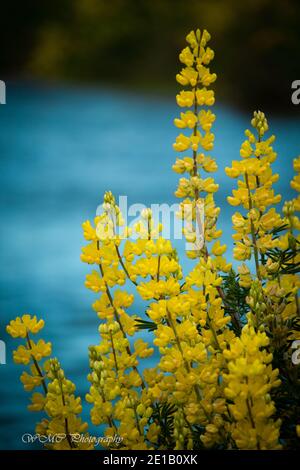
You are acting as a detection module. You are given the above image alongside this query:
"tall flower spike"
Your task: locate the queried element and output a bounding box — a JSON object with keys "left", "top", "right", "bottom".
{"left": 226, "top": 111, "right": 283, "bottom": 280}
{"left": 173, "top": 29, "right": 223, "bottom": 260}
{"left": 280, "top": 156, "right": 300, "bottom": 327}
{"left": 6, "top": 316, "right": 91, "bottom": 449}
{"left": 223, "top": 325, "right": 281, "bottom": 450}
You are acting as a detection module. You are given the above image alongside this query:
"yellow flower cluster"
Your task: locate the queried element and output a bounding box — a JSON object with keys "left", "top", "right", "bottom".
{"left": 87, "top": 344, "right": 154, "bottom": 449}
{"left": 223, "top": 326, "right": 281, "bottom": 449}
{"left": 173, "top": 29, "right": 224, "bottom": 262}
{"left": 226, "top": 114, "right": 299, "bottom": 349}
{"left": 281, "top": 155, "right": 300, "bottom": 339}
{"left": 81, "top": 194, "right": 165, "bottom": 449}
{"left": 6, "top": 315, "right": 91, "bottom": 450}
{"left": 226, "top": 112, "right": 282, "bottom": 268}
{"left": 226, "top": 114, "right": 299, "bottom": 445}
{"left": 41, "top": 358, "right": 93, "bottom": 450}
{"left": 7, "top": 314, "right": 45, "bottom": 338}
{"left": 7, "top": 315, "right": 51, "bottom": 367}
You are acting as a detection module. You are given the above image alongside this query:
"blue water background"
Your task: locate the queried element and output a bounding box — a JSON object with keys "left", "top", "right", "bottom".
{"left": 0, "top": 83, "right": 299, "bottom": 449}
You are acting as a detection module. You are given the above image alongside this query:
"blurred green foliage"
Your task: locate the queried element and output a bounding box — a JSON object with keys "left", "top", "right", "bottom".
{"left": 1, "top": 0, "right": 300, "bottom": 111}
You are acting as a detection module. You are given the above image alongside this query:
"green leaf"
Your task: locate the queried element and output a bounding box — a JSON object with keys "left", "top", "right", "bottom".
{"left": 135, "top": 318, "right": 157, "bottom": 332}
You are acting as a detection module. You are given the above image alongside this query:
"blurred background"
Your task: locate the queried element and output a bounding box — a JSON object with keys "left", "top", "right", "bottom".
{"left": 0, "top": 0, "right": 299, "bottom": 450}
{"left": 1, "top": 0, "right": 300, "bottom": 111}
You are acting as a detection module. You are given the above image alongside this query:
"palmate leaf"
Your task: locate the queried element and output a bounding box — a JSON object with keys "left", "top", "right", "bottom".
{"left": 265, "top": 243, "right": 300, "bottom": 277}
{"left": 272, "top": 367, "right": 300, "bottom": 450}
{"left": 280, "top": 264, "right": 300, "bottom": 275}
{"left": 270, "top": 223, "right": 290, "bottom": 236}
{"left": 150, "top": 402, "right": 177, "bottom": 448}
{"left": 135, "top": 318, "right": 157, "bottom": 332}
{"left": 221, "top": 270, "right": 249, "bottom": 335}
{"left": 291, "top": 316, "right": 300, "bottom": 331}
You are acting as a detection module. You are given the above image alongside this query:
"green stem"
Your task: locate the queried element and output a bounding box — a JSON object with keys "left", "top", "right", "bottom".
{"left": 96, "top": 242, "right": 145, "bottom": 389}
{"left": 157, "top": 255, "right": 161, "bottom": 282}
{"left": 246, "top": 397, "right": 260, "bottom": 450}
{"left": 206, "top": 311, "right": 221, "bottom": 350}
{"left": 109, "top": 331, "right": 119, "bottom": 373}
{"left": 133, "top": 403, "right": 143, "bottom": 436}
{"left": 57, "top": 374, "right": 76, "bottom": 449}
{"left": 115, "top": 244, "right": 137, "bottom": 286}
{"left": 97, "top": 380, "right": 118, "bottom": 432}
{"left": 245, "top": 172, "right": 261, "bottom": 280}
{"left": 166, "top": 310, "right": 204, "bottom": 408}
{"left": 25, "top": 332, "right": 47, "bottom": 395}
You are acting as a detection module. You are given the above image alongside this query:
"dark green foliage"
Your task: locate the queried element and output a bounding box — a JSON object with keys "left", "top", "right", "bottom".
{"left": 221, "top": 270, "right": 249, "bottom": 335}
{"left": 266, "top": 243, "right": 300, "bottom": 276}
{"left": 150, "top": 402, "right": 177, "bottom": 449}
{"left": 272, "top": 362, "right": 300, "bottom": 449}
{"left": 135, "top": 318, "right": 157, "bottom": 332}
